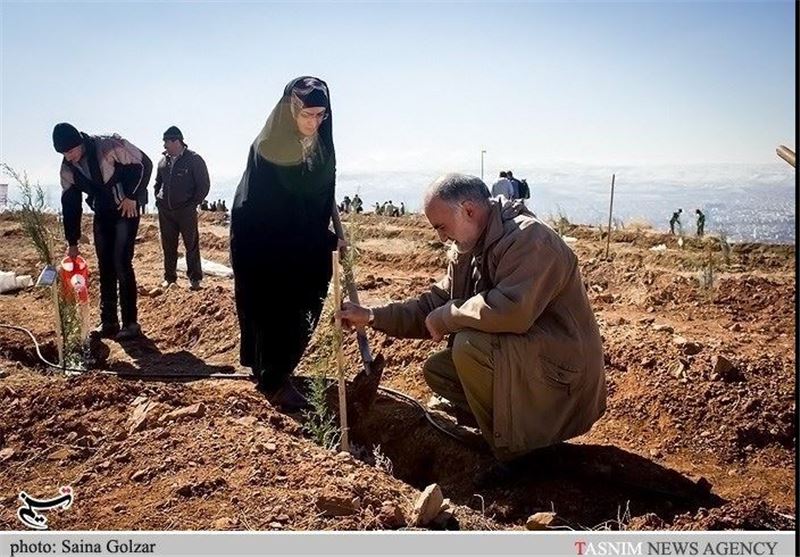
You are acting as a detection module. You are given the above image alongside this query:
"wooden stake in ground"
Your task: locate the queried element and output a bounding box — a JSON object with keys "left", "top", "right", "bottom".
{"left": 605, "top": 173, "right": 616, "bottom": 260}
{"left": 332, "top": 250, "right": 349, "bottom": 452}
{"left": 50, "top": 282, "right": 64, "bottom": 368}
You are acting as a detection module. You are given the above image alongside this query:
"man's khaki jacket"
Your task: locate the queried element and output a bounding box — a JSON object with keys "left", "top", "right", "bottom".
{"left": 373, "top": 199, "right": 606, "bottom": 454}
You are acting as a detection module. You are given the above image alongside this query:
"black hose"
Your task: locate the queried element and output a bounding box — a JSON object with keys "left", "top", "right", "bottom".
{"left": 0, "top": 323, "right": 251, "bottom": 379}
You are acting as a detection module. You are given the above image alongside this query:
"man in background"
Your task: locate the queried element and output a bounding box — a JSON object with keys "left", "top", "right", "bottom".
{"left": 154, "top": 126, "right": 210, "bottom": 290}
{"left": 491, "top": 171, "right": 514, "bottom": 199}
{"left": 669, "top": 208, "right": 683, "bottom": 235}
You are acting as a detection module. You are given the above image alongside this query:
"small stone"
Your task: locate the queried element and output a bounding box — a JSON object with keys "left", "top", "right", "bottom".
{"left": 0, "top": 448, "right": 15, "bottom": 462}
{"left": 96, "top": 460, "right": 111, "bottom": 470}
{"left": 234, "top": 416, "right": 258, "bottom": 427}
{"left": 264, "top": 443, "right": 277, "bottom": 453}
{"left": 48, "top": 447, "right": 73, "bottom": 461}
{"left": 526, "top": 511, "right": 557, "bottom": 530}
{"left": 316, "top": 490, "right": 359, "bottom": 517}
{"left": 729, "top": 323, "right": 742, "bottom": 332}
{"left": 268, "top": 522, "right": 284, "bottom": 529}
{"left": 411, "top": 483, "right": 444, "bottom": 527}
{"left": 640, "top": 357, "right": 656, "bottom": 369}
{"left": 129, "top": 399, "right": 159, "bottom": 434}
{"left": 648, "top": 448, "right": 662, "bottom": 458}
{"left": 712, "top": 355, "right": 739, "bottom": 382}
{"left": 147, "top": 287, "right": 164, "bottom": 297}
{"left": 597, "top": 293, "right": 615, "bottom": 303}
{"left": 212, "top": 517, "right": 237, "bottom": 529}
{"left": 673, "top": 336, "right": 703, "bottom": 355}
{"left": 130, "top": 469, "right": 148, "bottom": 482}
{"left": 378, "top": 501, "right": 406, "bottom": 529}
{"left": 652, "top": 323, "right": 674, "bottom": 333}
{"left": 0, "top": 369, "right": 8, "bottom": 379}
{"left": 112, "top": 504, "right": 126, "bottom": 513}
{"left": 727, "top": 469, "right": 737, "bottom": 477}
{"left": 75, "top": 471, "right": 94, "bottom": 485}
{"left": 669, "top": 359, "right": 689, "bottom": 379}
{"left": 638, "top": 317, "right": 655, "bottom": 325}
{"left": 160, "top": 403, "right": 206, "bottom": 424}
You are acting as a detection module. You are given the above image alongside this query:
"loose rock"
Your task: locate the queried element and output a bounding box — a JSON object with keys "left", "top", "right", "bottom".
{"left": 526, "top": 511, "right": 557, "bottom": 530}
{"left": 411, "top": 483, "right": 444, "bottom": 527}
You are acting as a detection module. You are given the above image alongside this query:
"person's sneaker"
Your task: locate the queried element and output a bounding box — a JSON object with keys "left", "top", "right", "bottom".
{"left": 161, "top": 280, "right": 176, "bottom": 289}
{"left": 89, "top": 323, "right": 120, "bottom": 339}
{"left": 189, "top": 279, "right": 202, "bottom": 291}
{"left": 261, "top": 378, "right": 310, "bottom": 413}
{"left": 115, "top": 322, "right": 142, "bottom": 340}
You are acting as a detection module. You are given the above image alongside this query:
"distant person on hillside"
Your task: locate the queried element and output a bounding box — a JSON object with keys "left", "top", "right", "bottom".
{"left": 506, "top": 170, "right": 522, "bottom": 199}
{"left": 491, "top": 171, "right": 514, "bottom": 200}
{"left": 338, "top": 173, "right": 605, "bottom": 477}
{"left": 695, "top": 209, "right": 705, "bottom": 237}
{"left": 220, "top": 200, "right": 227, "bottom": 212}
{"left": 517, "top": 178, "right": 530, "bottom": 200}
{"left": 400, "top": 202, "right": 405, "bottom": 216}
{"left": 374, "top": 202, "right": 383, "bottom": 215}
{"left": 669, "top": 208, "right": 683, "bottom": 235}
{"left": 342, "top": 195, "right": 351, "bottom": 213}
{"left": 53, "top": 122, "right": 152, "bottom": 340}
{"left": 200, "top": 200, "right": 209, "bottom": 211}
{"left": 352, "top": 194, "right": 363, "bottom": 213}
{"left": 231, "top": 76, "right": 341, "bottom": 413}
{"left": 154, "top": 126, "right": 210, "bottom": 291}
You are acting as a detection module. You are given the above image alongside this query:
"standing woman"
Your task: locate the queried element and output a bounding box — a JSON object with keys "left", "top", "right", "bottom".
{"left": 231, "top": 76, "right": 340, "bottom": 411}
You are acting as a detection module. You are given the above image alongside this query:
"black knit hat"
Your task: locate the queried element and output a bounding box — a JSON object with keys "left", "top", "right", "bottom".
{"left": 52, "top": 123, "right": 83, "bottom": 153}
{"left": 163, "top": 126, "right": 184, "bottom": 141}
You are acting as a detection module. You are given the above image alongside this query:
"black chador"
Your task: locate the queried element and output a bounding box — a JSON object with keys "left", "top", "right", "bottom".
{"left": 230, "top": 76, "right": 337, "bottom": 410}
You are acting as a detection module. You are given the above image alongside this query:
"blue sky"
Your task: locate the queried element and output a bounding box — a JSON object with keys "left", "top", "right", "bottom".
{"left": 0, "top": 0, "right": 796, "bottom": 186}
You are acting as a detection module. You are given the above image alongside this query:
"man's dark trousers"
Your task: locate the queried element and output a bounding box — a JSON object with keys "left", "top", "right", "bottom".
{"left": 158, "top": 204, "right": 202, "bottom": 283}
{"left": 94, "top": 214, "right": 140, "bottom": 328}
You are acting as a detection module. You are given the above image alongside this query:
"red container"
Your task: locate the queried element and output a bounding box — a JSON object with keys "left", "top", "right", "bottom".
{"left": 59, "top": 256, "right": 90, "bottom": 303}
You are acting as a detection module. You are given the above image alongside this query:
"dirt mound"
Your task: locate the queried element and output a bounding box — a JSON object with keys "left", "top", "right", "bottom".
{"left": 0, "top": 211, "right": 794, "bottom": 530}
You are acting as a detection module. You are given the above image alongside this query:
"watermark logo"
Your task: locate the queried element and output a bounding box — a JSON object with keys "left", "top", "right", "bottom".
{"left": 16, "top": 486, "right": 74, "bottom": 530}
{"left": 575, "top": 541, "right": 643, "bottom": 556}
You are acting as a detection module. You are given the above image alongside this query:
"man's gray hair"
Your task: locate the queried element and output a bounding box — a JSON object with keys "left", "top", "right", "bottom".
{"left": 425, "top": 173, "right": 491, "bottom": 207}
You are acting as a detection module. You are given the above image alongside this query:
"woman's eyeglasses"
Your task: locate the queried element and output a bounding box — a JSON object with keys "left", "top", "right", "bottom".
{"left": 298, "top": 110, "right": 328, "bottom": 121}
